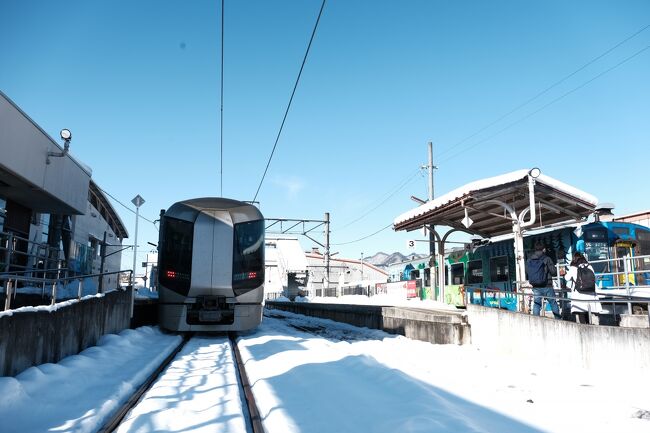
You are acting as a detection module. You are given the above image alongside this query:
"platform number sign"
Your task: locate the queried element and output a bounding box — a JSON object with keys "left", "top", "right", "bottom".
{"left": 407, "top": 239, "right": 415, "bottom": 250}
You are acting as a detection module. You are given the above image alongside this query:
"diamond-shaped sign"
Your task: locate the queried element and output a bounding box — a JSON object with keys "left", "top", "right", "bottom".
{"left": 461, "top": 208, "right": 473, "bottom": 228}
{"left": 573, "top": 226, "right": 583, "bottom": 238}
{"left": 131, "top": 194, "right": 145, "bottom": 208}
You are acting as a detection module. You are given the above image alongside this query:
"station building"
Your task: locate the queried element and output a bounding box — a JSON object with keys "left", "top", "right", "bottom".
{"left": 0, "top": 91, "right": 128, "bottom": 295}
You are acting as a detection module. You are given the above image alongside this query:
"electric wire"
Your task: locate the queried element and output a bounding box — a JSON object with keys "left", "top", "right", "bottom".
{"left": 439, "top": 44, "right": 650, "bottom": 164}
{"left": 437, "top": 23, "right": 650, "bottom": 159}
{"left": 335, "top": 167, "right": 422, "bottom": 230}
{"left": 331, "top": 223, "right": 393, "bottom": 246}
{"left": 96, "top": 186, "right": 157, "bottom": 226}
{"left": 252, "top": 0, "right": 327, "bottom": 202}
{"left": 220, "top": 0, "right": 224, "bottom": 197}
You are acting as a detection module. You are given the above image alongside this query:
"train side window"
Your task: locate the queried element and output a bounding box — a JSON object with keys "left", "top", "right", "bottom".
{"left": 467, "top": 260, "right": 483, "bottom": 284}
{"left": 637, "top": 229, "right": 650, "bottom": 257}
{"left": 613, "top": 227, "right": 630, "bottom": 237}
{"left": 489, "top": 256, "right": 509, "bottom": 282}
{"left": 232, "top": 220, "right": 265, "bottom": 292}
{"left": 159, "top": 217, "right": 193, "bottom": 292}
{"left": 450, "top": 263, "right": 464, "bottom": 285}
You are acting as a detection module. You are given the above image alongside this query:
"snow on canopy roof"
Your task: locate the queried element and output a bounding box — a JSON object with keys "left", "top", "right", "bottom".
{"left": 267, "top": 236, "right": 309, "bottom": 272}
{"left": 393, "top": 169, "right": 598, "bottom": 238}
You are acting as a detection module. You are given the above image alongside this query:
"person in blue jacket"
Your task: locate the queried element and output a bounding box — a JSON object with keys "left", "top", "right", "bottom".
{"left": 526, "top": 242, "right": 560, "bottom": 319}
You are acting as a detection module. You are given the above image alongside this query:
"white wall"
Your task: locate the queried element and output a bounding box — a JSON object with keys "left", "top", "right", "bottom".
{"left": 466, "top": 304, "right": 650, "bottom": 374}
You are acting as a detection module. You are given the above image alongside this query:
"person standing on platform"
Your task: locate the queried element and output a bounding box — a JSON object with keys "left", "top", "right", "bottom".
{"left": 564, "top": 252, "right": 601, "bottom": 323}
{"left": 526, "top": 242, "right": 561, "bottom": 319}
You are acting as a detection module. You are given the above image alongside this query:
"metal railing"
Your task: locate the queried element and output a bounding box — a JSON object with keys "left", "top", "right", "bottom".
{"left": 1, "top": 269, "right": 132, "bottom": 311}
{"left": 0, "top": 231, "right": 65, "bottom": 277}
{"left": 464, "top": 284, "right": 650, "bottom": 326}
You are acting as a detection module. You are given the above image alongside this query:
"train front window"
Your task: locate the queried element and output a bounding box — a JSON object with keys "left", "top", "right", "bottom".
{"left": 232, "top": 220, "right": 264, "bottom": 292}
{"left": 159, "top": 217, "right": 193, "bottom": 292}
{"left": 584, "top": 229, "right": 609, "bottom": 273}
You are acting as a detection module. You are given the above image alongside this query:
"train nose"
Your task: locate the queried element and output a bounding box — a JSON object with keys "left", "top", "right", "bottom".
{"left": 187, "top": 296, "right": 232, "bottom": 325}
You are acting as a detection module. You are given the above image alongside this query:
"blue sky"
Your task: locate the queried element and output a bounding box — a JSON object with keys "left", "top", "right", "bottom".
{"left": 2, "top": 0, "right": 649, "bottom": 270}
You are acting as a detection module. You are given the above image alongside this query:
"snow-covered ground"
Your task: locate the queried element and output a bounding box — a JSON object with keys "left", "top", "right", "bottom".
{"left": 1, "top": 308, "right": 648, "bottom": 433}
{"left": 0, "top": 327, "right": 181, "bottom": 433}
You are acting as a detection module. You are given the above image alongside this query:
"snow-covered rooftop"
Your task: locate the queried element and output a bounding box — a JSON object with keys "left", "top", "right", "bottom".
{"left": 393, "top": 169, "right": 598, "bottom": 237}
{"left": 266, "top": 236, "right": 309, "bottom": 272}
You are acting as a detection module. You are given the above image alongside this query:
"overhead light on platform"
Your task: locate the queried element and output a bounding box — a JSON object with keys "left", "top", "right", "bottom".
{"left": 47, "top": 129, "right": 72, "bottom": 164}
{"left": 528, "top": 167, "right": 541, "bottom": 178}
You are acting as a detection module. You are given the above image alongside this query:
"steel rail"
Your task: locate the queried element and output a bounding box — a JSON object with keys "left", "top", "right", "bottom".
{"left": 229, "top": 332, "right": 265, "bottom": 433}
{"left": 96, "top": 334, "right": 191, "bottom": 433}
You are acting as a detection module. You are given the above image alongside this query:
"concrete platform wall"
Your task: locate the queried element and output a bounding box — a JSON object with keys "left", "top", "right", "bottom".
{"left": 265, "top": 302, "right": 470, "bottom": 345}
{"left": 0, "top": 289, "right": 132, "bottom": 377}
{"left": 466, "top": 304, "right": 650, "bottom": 373}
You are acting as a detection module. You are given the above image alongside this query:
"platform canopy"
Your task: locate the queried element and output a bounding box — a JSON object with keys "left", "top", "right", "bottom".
{"left": 393, "top": 169, "right": 598, "bottom": 238}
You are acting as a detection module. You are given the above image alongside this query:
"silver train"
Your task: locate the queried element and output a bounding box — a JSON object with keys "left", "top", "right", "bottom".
{"left": 157, "top": 198, "right": 264, "bottom": 332}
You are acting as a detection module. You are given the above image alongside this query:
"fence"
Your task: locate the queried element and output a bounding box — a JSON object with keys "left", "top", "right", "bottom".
{"left": 1, "top": 269, "right": 132, "bottom": 311}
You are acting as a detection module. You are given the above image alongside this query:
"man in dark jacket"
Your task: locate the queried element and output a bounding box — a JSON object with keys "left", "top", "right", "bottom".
{"left": 526, "top": 242, "right": 560, "bottom": 319}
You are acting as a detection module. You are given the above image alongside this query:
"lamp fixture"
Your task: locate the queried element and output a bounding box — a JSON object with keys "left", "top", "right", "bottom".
{"left": 528, "top": 167, "right": 541, "bottom": 178}
{"left": 47, "top": 128, "right": 72, "bottom": 164}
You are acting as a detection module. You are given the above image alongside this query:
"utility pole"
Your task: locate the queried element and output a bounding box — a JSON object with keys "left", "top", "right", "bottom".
{"left": 426, "top": 142, "right": 439, "bottom": 300}
{"left": 324, "top": 212, "right": 330, "bottom": 297}
{"left": 361, "top": 252, "right": 364, "bottom": 281}
{"left": 131, "top": 195, "right": 145, "bottom": 320}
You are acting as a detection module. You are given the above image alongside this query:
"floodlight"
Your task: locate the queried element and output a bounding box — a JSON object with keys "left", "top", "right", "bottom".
{"left": 528, "top": 167, "right": 541, "bottom": 178}
{"left": 60, "top": 129, "right": 72, "bottom": 141}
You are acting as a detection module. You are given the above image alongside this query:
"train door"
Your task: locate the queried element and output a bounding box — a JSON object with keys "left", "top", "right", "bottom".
{"left": 613, "top": 241, "right": 636, "bottom": 286}
{"left": 634, "top": 229, "right": 650, "bottom": 286}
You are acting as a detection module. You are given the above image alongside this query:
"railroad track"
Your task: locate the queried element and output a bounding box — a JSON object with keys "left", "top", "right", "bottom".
{"left": 230, "top": 332, "right": 266, "bottom": 433}
{"left": 97, "top": 332, "right": 264, "bottom": 433}
{"left": 96, "top": 333, "right": 191, "bottom": 433}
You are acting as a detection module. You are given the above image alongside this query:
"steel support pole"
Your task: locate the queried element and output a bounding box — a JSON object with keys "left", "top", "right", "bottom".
{"left": 513, "top": 222, "right": 527, "bottom": 311}
{"left": 428, "top": 142, "right": 435, "bottom": 299}
{"left": 132, "top": 206, "right": 139, "bottom": 287}
{"left": 99, "top": 231, "right": 107, "bottom": 294}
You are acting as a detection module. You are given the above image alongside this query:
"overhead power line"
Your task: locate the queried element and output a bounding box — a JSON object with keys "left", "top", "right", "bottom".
{"left": 220, "top": 0, "right": 225, "bottom": 197}
{"left": 440, "top": 44, "right": 650, "bottom": 163}
{"left": 252, "top": 0, "right": 327, "bottom": 202}
{"left": 331, "top": 223, "right": 393, "bottom": 246}
{"left": 97, "top": 186, "right": 157, "bottom": 226}
{"left": 437, "top": 23, "right": 650, "bottom": 159}
{"left": 335, "top": 167, "right": 422, "bottom": 230}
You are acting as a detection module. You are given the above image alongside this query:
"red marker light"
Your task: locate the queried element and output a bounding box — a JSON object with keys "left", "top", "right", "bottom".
{"left": 166, "top": 270, "right": 176, "bottom": 278}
